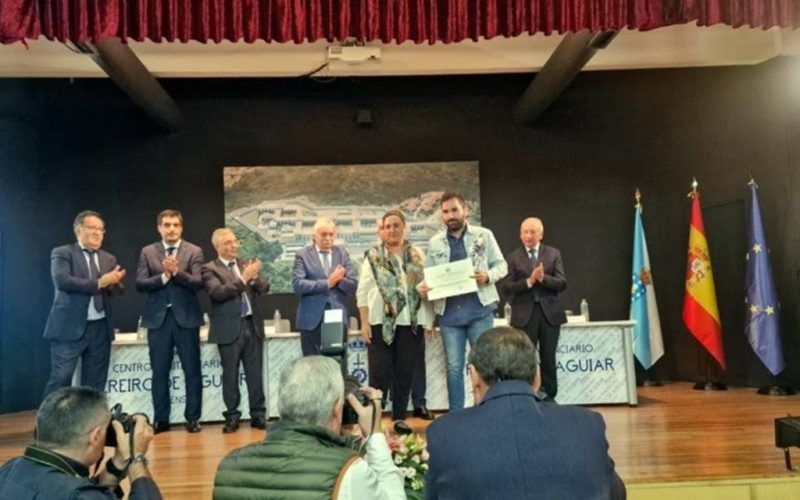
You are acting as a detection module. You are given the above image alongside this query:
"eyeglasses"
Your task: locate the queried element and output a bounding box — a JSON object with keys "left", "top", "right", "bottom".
{"left": 82, "top": 225, "right": 106, "bottom": 234}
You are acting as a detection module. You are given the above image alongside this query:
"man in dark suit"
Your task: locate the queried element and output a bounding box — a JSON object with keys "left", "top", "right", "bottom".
{"left": 202, "top": 227, "right": 270, "bottom": 433}
{"left": 136, "top": 209, "right": 204, "bottom": 434}
{"left": 501, "top": 217, "right": 567, "bottom": 401}
{"left": 425, "top": 327, "right": 625, "bottom": 500}
{"left": 292, "top": 217, "right": 357, "bottom": 356}
{"left": 42, "top": 210, "right": 125, "bottom": 397}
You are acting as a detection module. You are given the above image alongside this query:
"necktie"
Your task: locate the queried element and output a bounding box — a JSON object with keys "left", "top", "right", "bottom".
{"left": 321, "top": 251, "right": 331, "bottom": 276}
{"left": 166, "top": 246, "right": 176, "bottom": 256}
{"left": 228, "top": 261, "right": 249, "bottom": 316}
{"left": 83, "top": 249, "right": 104, "bottom": 312}
{"left": 531, "top": 247, "right": 538, "bottom": 263}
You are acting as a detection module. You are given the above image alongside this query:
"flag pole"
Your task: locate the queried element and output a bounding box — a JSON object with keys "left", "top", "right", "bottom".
{"left": 686, "top": 178, "right": 727, "bottom": 391}
{"left": 635, "top": 189, "right": 662, "bottom": 387}
{"left": 746, "top": 178, "right": 795, "bottom": 396}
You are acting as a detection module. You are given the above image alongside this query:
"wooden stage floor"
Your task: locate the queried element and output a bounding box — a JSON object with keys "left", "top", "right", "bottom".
{"left": 1, "top": 383, "right": 799, "bottom": 498}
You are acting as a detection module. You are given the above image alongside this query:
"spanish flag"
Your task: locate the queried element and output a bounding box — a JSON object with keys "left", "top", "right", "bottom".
{"left": 683, "top": 190, "right": 726, "bottom": 369}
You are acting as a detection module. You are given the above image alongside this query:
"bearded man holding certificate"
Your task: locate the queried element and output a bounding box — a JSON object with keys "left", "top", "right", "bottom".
{"left": 418, "top": 192, "right": 507, "bottom": 412}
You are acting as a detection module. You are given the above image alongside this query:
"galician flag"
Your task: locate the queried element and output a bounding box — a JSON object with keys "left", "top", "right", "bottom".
{"left": 630, "top": 190, "right": 664, "bottom": 369}
{"left": 683, "top": 184, "right": 725, "bottom": 370}
{"left": 745, "top": 180, "right": 785, "bottom": 375}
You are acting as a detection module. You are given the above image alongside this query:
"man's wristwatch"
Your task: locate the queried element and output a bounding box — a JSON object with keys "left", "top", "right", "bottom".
{"left": 131, "top": 454, "right": 149, "bottom": 466}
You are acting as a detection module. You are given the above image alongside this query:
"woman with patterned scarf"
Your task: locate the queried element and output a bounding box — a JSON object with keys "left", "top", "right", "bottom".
{"left": 356, "top": 210, "right": 433, "bottom": 435}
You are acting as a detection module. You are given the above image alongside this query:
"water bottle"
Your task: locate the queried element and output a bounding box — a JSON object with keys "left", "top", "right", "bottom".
{"left": 136, "top": 316, "right": 146, "bottom": 340}
{"left": 580, "top": 299, "right": 590, "bottom": 322}
{"left": 503, "top": 302, "right": 512, "bottom": 321}
{"left": 273, "top": 309, "right": 282, "bottom": 333}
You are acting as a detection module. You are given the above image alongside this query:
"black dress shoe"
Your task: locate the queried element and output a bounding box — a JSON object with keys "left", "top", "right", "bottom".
{"left": 153, "top": 421, "right": 171, "bottom": 434}
{"left": 185, "top": 420, "right": 201, "bottom": 433}
{"left": 250, "top": 416, "right": 267, "bottom": 430}
{"left": 412, "top": 406, "right": 435, "bottom": 420}
{"left": 222, "top": 418, "right": 239, "bottom": 434}
{"left": 394, "top": 420, "right": 413, "bottom": 435}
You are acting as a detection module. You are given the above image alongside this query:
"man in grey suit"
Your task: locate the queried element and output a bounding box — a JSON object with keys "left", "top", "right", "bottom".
{"left": 43, "top": 210, "right": 126, "bottom": 397}
{"left": 292, "top": 218, "right": 357, "bottom": 356}
{"left": 500, "top": 217, "right": 567, "bottom": 401}
{"left": 202, "top": 228, "right": 270, "bottom": 433}
{"left": 136, "top": 209, "right": 204, "bottom": 434}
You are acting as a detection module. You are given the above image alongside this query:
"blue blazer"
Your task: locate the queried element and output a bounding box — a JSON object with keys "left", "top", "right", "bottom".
{"left": 42, "top": 243, "right": 124, "bottom": 342}
{"left": 425, "top": 380, "right": 626, "bottom": 500}
{"left": 291, "top": 245, "right": 357, "bottom": 331}
{"left": 135, "top": 240, "right": 205, "bottom": 329}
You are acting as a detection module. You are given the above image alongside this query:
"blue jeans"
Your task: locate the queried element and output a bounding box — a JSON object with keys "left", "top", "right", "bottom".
{"left": 440, "top": 314, "right": 495, "bottom": 411}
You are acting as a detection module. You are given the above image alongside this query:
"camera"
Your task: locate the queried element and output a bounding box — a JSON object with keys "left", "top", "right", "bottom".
{"left": 105, "top": 403, "right": 135, "bottom": 447}
{"left": 342, "top": 375, "right": 373, "bottom": 426}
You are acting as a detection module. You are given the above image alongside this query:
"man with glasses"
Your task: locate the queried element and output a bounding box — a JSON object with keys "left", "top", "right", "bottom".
{"left": 43, "top": 211, "right": 126, "bottom": 397}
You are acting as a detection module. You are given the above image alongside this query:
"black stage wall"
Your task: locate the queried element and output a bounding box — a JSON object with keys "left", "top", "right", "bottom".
{"left": 1, "top": 57, "right": 798, "bottom": 412}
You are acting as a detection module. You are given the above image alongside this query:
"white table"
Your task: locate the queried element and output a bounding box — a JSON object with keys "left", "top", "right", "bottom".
{"left": 92, "top": 319, "right": 635, "bottom": 423}
{"left": 554, "top": 320, "right": 637, "bottom": 406}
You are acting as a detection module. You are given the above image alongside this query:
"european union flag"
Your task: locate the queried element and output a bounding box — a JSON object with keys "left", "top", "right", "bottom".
{"left": 745, "top": 180, "right": 785, "bottom": 375}
{"left": 630, "top": 192, "right": 664, "bottom": 370}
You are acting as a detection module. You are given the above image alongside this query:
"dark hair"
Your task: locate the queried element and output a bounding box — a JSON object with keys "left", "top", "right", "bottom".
{"left": 157, "top": 209, "right": 183, "bottom": 225}
{"left": 468, "top": 327, "right": 539, "bottom": 386}
{"left": 73, "top": 210, "right": 103, "bottom": 230}
{"left": 440, "top": 192, "right": 466, "bottom": 208}
{"left": 36, "top": 387, "right": 109, "bottom": 449}
{"left": 381, "top": 209, "right": 406, "bottom": 226}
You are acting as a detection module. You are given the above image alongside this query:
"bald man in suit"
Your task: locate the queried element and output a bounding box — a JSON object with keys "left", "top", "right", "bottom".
{"left": 501, "top": 217, "right": 566, "bottom": 401}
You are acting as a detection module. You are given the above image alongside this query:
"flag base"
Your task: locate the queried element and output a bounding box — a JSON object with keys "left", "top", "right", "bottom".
{"left": 643, "top": 379, "right": 662, "bottom": 387}
{"left": 757, "top": 385, "right": 795, "bottom": 396}
{"left": 693, "top": 381, "right": 727, "bottom": 391}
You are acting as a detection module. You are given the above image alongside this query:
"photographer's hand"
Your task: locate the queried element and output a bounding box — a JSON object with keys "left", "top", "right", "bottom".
{"left": 346, "top": 386, "right": 383, "bottom": 436}
{"left": 126, "top": 415, "right": 154, "bottom": 481}
{"left": 104, "top": 414, "right": 154, "bottom": 486}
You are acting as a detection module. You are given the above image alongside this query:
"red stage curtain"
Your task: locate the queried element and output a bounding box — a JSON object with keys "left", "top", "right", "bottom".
{"left": 1, "top": 1, "right": 798, "bottom": 45}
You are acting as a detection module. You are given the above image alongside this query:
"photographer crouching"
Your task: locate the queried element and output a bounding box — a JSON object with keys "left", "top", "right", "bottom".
{"left": 0, "top": 387, "right": 162, "bottom": 499}
{"left": 214, "top": 356, "right": 406, "bottom": 499}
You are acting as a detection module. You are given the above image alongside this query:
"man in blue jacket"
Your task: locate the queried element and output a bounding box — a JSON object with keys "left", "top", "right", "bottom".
{"left": 419, "top": 192, "right": 507, "bottom": 411}
{"left": 292, "top": 218, "right": 357, "bottom": 356}
{"left": 425, "top": 327, "right": 626, "bottom": 500}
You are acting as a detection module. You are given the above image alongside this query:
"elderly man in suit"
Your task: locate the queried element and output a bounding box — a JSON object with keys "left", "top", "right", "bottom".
{"left": 501, "top": 217, "right": 567, "bottom": 401}
{"left": 425, "top": 327, "right": 626, "bottom": 500}
{"left": 136, "top": 209, "right": 205, "bottom": 434}
{"left": 292, "top": 217, "right": 357, "bottom": 356}
{"left": 202, "top": 228, "right": 270, "bottom": 433}
{"left": 42, "top": 210, "right": 126, "bottom": 397}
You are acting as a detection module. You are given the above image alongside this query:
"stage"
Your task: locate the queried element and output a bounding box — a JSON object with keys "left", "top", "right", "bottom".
{"left": 1, "top": 383, "right": 798, "bottom": 499}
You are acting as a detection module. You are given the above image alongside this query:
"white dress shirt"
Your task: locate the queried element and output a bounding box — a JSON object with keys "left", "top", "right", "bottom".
{"left": 219, "top": 257, "right": 253, "bottom": 316}
{"left": 315, "top": 244, "right": 332, "bottom": 274}
{"left": 79, "top": 244, "right": 106, "bottom": 321}
{"left": 336, "top": 434, "right": 407, "bottom": 500}
{"left": 160, "top": 239, "right": 182, "bottom": 285}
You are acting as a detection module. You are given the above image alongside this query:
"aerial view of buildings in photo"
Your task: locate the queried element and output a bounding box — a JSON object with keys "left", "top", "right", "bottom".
{"left": 224, "top": 162, "right": 481, "bottom": 293}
